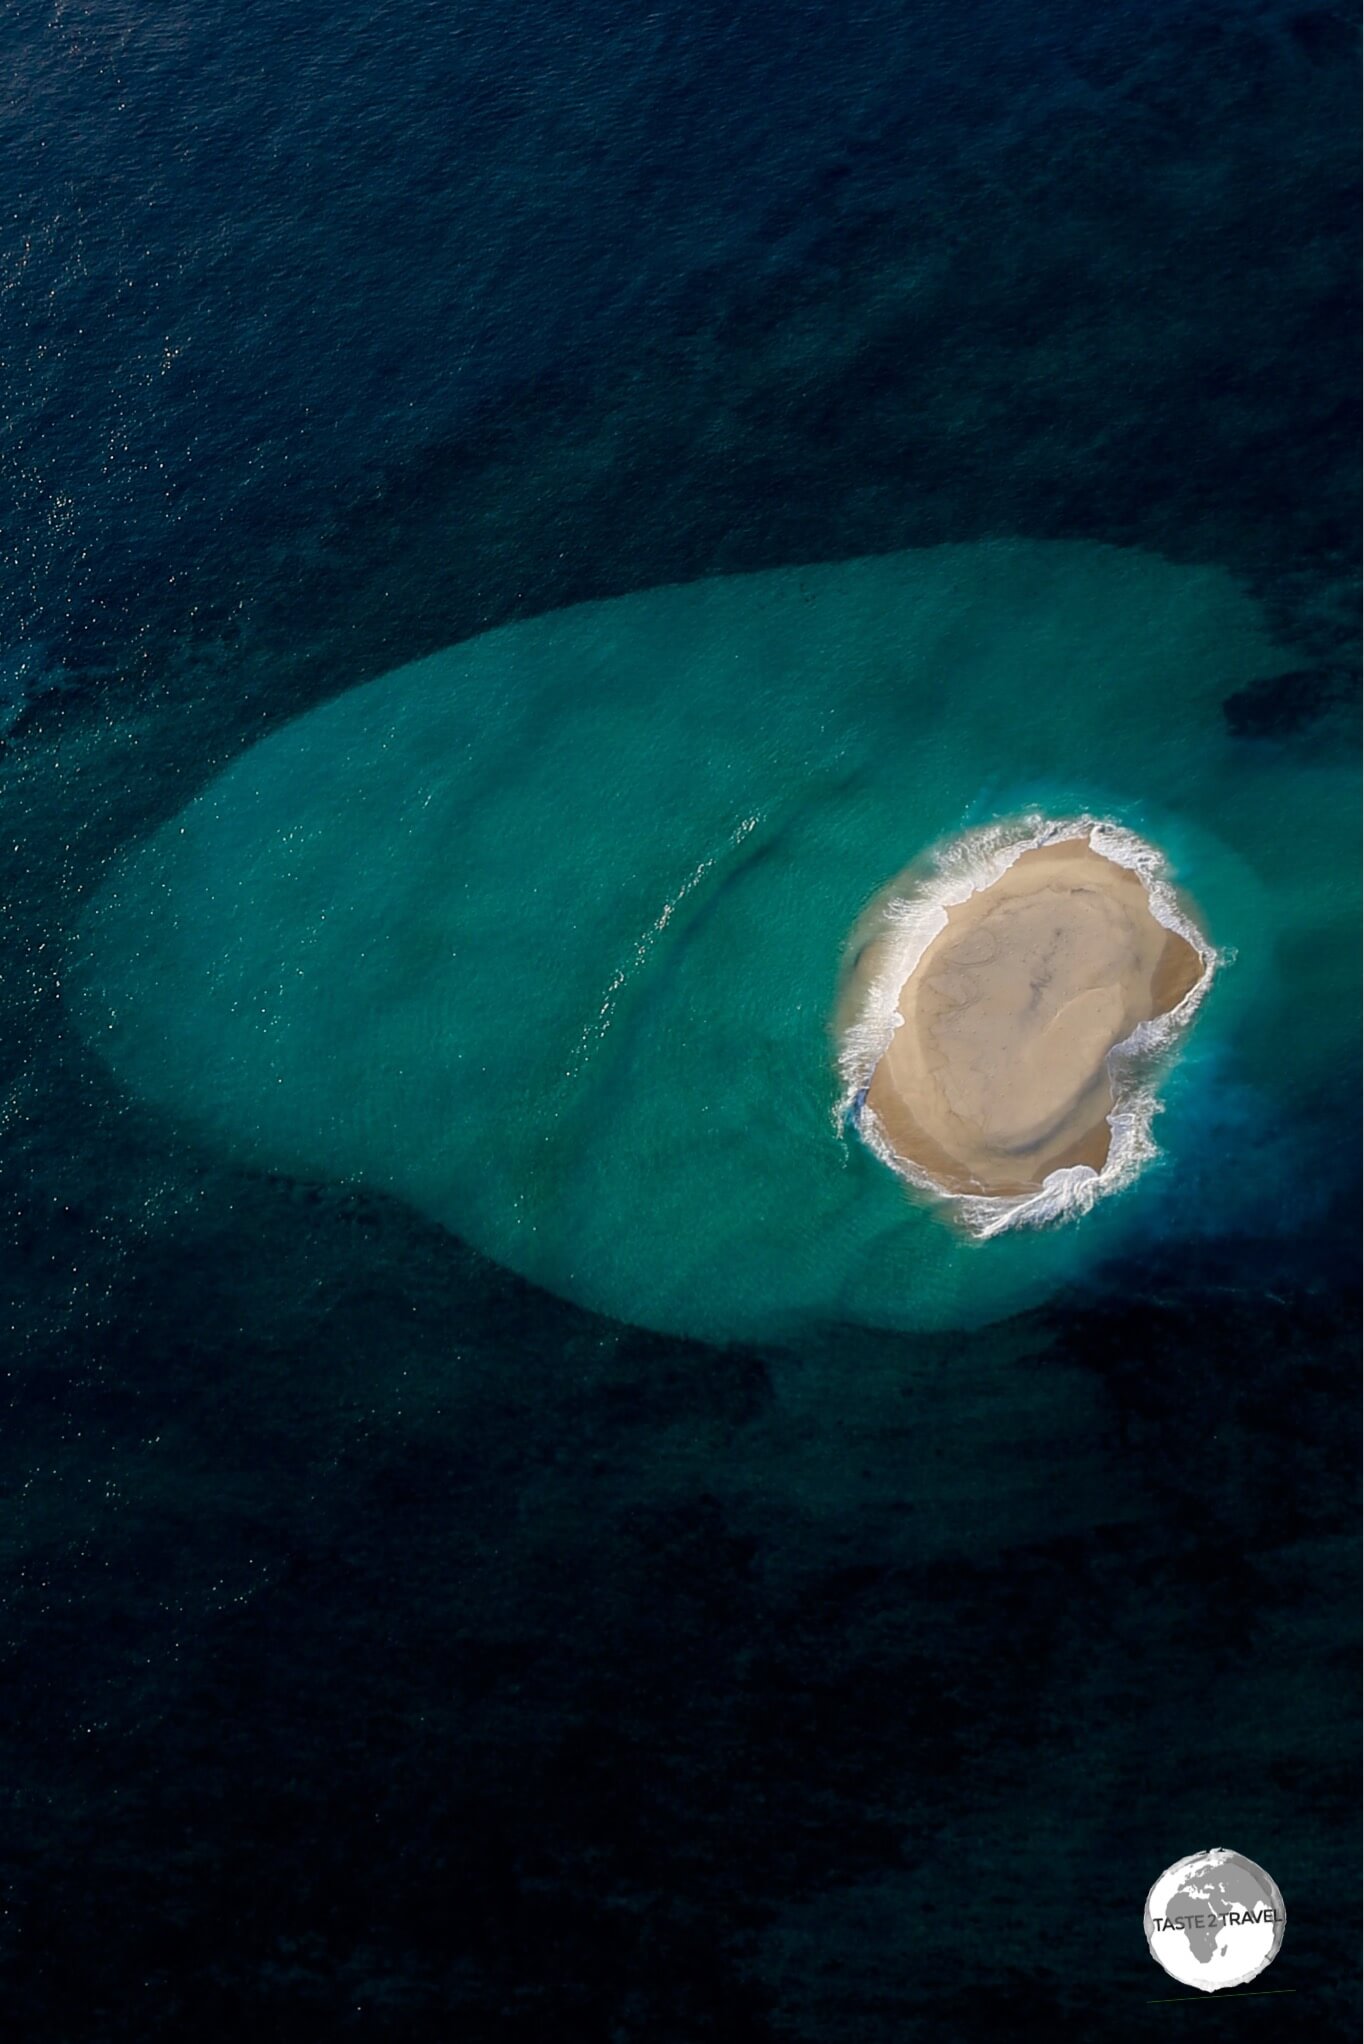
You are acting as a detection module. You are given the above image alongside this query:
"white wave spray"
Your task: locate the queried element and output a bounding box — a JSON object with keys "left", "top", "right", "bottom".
{"left": 835, "top": 813, "right": 1220, "bottom": 1238}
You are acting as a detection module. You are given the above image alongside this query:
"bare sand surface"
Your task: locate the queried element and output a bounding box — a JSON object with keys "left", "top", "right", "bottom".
{"left": 863, "top": 838, "right": 1204, "bottom": 1196}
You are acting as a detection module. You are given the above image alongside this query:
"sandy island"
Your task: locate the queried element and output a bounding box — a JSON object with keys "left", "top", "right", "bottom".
{"left": 861, "top": 838, "right": 1204, "bottom": 1197}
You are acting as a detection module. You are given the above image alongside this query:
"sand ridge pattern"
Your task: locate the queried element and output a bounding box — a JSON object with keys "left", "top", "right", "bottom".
{"left": 864, "top": 839, "right": 1204, "bottom": 1197}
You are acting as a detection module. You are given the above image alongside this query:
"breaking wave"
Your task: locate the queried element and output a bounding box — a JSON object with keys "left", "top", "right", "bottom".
{"left": 835, "top": 813, "right": 1220, "bottom": 1239}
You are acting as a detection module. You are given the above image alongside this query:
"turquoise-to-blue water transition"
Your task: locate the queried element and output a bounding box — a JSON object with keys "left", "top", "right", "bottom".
{"left": 74, "top": 538, "right": 1355, "bottom": 1341}
{"left": 5, "top": 0, "right": 1358, "bottom": 2033}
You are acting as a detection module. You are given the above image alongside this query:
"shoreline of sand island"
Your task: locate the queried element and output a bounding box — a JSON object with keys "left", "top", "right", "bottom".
{"left": 847, "top": 833, "right": 1208, "bottom": 1205}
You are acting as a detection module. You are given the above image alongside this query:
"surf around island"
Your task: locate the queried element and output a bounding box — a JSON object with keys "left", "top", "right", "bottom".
{"left": 72, "top": 541, "right": 1349, "bottom": 1338}
{"left": 838, "top": 818, "right": 1213, "bottom": 1238}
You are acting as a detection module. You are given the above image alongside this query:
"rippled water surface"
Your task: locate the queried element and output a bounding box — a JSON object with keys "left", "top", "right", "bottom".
{"left": 2, "top": 4, "right": 1358, "bottom": 2036}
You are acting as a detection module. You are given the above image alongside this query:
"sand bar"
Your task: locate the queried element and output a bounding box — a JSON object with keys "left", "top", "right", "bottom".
{"left": 863, "top": 838, "right": 1204, "bottom": 1196}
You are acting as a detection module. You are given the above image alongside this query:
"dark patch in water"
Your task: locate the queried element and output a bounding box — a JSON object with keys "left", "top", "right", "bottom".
{"left": 1223, "top": 660, "right": 1358, "bottom": 738}
{"left": 2, "top": 0, "right": 1359, "bottom": 2034}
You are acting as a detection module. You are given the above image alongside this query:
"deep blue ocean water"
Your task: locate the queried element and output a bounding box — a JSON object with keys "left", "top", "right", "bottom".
{"left": 1, "top": 2, "right": 1359, "bottom": 2036}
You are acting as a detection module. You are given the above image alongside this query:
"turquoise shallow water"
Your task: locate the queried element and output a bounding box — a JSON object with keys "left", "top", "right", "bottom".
{"left": 73, "top": 537, "right": 1357, "bottom": 1339}
{"left": 5, "top": 4, "right": 1358, "bottom": 2032}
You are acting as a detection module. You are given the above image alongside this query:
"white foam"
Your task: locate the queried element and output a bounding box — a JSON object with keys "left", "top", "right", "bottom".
{"left": 835, "top": 813, "right": 1219, "bottom": 1237}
